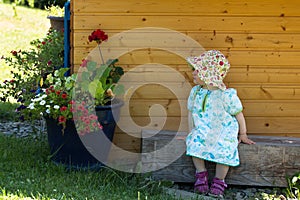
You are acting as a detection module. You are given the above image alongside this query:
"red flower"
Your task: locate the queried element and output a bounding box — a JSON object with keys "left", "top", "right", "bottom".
{"left": 61, "top": 93, "right": 67, "bottom": 99}
{"left": 60, "top": 106, "right": 67, "bottom": 112}
{"left": 88, "top": 29, "right": 108, "bottom": 44}
{"left": 47, "top": 60, "right": 52, "bottom": 65}
{"left": 219, "top": 61, "right": 224, "bottom": 66}
{"left": 58, "top": 116, "right": 66, "bottom": 123}
{"left": 84, "top": 126, "right": 91, "bottom": 134}
{"left": 89, "top": 114, "right": 98, "bottom": 120}
{"left": 55, "top": 90, "right": 61, "bottom": 95}
{"left": 78, "top": 104, "right": 85, "bottom": 111}
{"left": 92, "top": 122, "right": 98, "bottom": 127}
{"left": 10, "top": 50, "right": 17, "bottom": 56}
{"left": 80, "top": 59, "right": 88, "bottom": 67}
{"left": 42, "top": 41, "right": 46, "bottom": 45}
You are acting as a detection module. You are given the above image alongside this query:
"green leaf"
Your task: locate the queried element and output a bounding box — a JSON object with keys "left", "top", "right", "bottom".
{"left": 113, "top": 84, "right": 125, "bottom": 96}
{"left": 97, "top": 65, "right": 112, "bottom": 86}
{"left": 81, "top": 82, "right": 89, "bottom": 92}
{"left": 95, "top": 65, "right": 110, "bottom": 79}
{"left": 57, "top": 68, "right": 69, "bottom": 78}
{"left": 106, "top": 58, "right": 118, "bottom": 66}
{"left": 95, "top": 86, "right": 105, "bottom": 100}
{"left": 88, "top": 80, "right": 100, "bottom": 97}
{"left": 81, "top": 71, "right": 90, "bottom": 81}
{"left": 87, "top": 61, "right": 97, "bottom": 72}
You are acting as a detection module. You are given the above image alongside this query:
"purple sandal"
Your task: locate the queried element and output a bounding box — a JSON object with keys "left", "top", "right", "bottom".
{"left": 208, "top": 177, "right": 227, "bottom": 198}
{"left": 194, "top": 171, "right": 209, "bottom": 194}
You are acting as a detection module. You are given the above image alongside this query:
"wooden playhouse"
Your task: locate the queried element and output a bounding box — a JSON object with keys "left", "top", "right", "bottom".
{"left": 69, "top": 0, "right": 300, "bottom": 186}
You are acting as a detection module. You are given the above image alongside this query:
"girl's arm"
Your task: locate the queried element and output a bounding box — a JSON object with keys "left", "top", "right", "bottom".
{"left": 235, "top": 112, "right": 255, "bottom": 144}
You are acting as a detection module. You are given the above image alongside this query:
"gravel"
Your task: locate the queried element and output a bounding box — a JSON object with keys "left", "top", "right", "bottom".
{"left": 173, "top": 182, "right": 289, "bottom": 199}
{"left": 0, "top": 120, "right": 46, "bottom": 138}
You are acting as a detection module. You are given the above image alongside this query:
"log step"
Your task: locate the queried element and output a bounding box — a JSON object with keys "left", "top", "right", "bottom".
{"left": 141, "top": 129, "right": 300, "bottom": 187}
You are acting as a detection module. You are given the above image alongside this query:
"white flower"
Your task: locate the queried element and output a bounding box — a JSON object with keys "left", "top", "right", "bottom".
{"left": 46, "top": 109, "right": 50, "bottom": 114}
{"left": 55, "top": 79, "right": 62, "bottom": 87}
{"left": 34, "top": 97, "right": 43, "bottom": 102}
{"left": 40, "top": 100, "right": 46, "bottom": 105}
{"left": 41, "top": 94, "right": 47, "bottom": 99}
{"left": 54, "top": 70, "right": 59, "bottom": 77}
{"left": 46, "top": 105, "right": 50, "bottom": 108}
{"left": 54, "top": 105, "right": 60, "bottom": 109}
{"left": 47, "top": 74, "right": 53, "bottom": 84}
{"left": 28, "top": 103, "right": 35, "bottom": 110}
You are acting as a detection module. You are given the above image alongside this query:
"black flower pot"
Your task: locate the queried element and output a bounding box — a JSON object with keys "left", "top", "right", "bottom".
{"left": 95, "top": 99, "right": 124, "bottom": 141}
{"left": 45, "top": 99, "right": 124, "bottom": 170}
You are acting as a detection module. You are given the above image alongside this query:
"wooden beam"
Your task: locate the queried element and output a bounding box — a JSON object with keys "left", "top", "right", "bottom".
{"left": 141, "top": 129, "right": 300, "bottom": 187}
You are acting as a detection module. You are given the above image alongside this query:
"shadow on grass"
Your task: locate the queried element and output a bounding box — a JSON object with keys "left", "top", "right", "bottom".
{"left": 0, "top": 134, "right": 180, "bottom": 200}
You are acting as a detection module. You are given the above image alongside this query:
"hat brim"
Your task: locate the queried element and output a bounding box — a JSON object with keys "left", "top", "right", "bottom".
{"left": 186, "top": 56, "right": 227, "bottom": 91}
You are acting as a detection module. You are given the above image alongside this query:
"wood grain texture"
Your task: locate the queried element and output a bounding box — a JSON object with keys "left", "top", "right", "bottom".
{"left": 73, "top": 15, "right": 300, "bottom": 33}
{"left": 71, "top": 0, "right": 300, "bottom": 144}
{"left": 73, "top": 0, "right": 300, "bottom": 16}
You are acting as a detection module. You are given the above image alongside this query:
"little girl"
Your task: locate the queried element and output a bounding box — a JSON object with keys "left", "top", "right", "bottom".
{"left": 186, "top": 50, "right": 255, "bottom": 198}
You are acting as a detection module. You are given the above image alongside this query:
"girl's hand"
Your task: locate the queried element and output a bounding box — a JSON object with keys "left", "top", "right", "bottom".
{"left": 238, "top": 134, "right": 255, "bottom": 144}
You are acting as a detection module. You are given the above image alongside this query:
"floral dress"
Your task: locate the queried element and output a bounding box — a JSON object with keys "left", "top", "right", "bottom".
{"left": 186, "top": 85, "right": 243, "bottom": 166}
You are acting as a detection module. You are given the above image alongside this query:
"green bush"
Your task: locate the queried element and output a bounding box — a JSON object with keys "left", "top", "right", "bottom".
{"left": 0, "top": 102, "right": 19, "bottom": 121}
{"left": 34, "top": 0, "right": 68, "bottom": 9}
{"left": 1, "top": 0, "right": 68, "bottom": 9}
{"left": 0, "top": 29, "right": 64, "bottom": 121}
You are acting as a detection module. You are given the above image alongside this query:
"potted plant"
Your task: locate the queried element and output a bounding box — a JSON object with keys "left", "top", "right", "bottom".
{"left": 0, "top": 28, "right": 124, "bottom": 170}
{"left": 25, "top": 67, "right": 107, "bottom": 169}
{"left": 46, "top": 4, "right": 65, "bottom": 32}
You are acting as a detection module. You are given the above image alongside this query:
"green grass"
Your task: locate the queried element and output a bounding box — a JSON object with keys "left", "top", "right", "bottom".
{"left": 0, "top": 3, "right": 50, "bottom": 82}
{"left": 0, "top": 134, "right": 181, "bottom": 200}
{"left": 0, "top": 102, "right": 20, "bottom": 121}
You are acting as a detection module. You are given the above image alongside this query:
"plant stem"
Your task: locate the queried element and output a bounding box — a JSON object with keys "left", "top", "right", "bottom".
{"left": 98, "top": 44, "right": 105, "bottom": 65}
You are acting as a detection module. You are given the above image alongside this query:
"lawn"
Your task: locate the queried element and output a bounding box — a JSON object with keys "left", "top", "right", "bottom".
{"left": 0, "top": 2, "right": 50, "bottom": 82}
{"left": 0, "top": 134, "right": 179, "bottom": 200}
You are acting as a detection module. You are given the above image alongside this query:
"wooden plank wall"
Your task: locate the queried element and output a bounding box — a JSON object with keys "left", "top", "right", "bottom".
{"left": 71, "top": 0, "right": 300, "bottom": 153}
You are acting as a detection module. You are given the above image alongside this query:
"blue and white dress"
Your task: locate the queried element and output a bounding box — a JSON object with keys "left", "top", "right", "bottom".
{"left": 186, "top": 85, "right": 243, "bottom": 166}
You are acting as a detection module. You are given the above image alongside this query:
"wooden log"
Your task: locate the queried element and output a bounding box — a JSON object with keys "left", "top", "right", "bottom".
{"left": 141, "top": 129, "right": 300, "bottom": 187}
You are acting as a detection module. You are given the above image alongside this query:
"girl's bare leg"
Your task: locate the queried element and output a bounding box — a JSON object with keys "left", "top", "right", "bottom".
{"left": 215, "top": 163, "right": 229, "bottom": 180}
{"left": 192, "top": 157, "right": 206, "bottom": 172}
